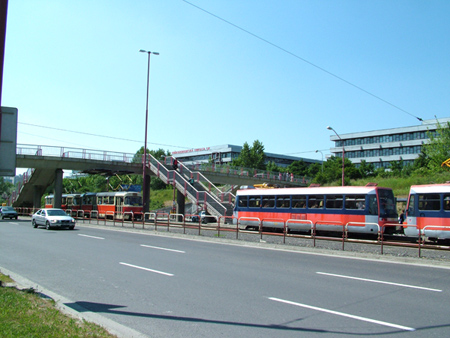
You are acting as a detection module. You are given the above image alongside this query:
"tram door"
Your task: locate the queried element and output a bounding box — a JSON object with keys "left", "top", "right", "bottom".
{"left": 116, "top": 196, "right": 124, "bottom": 215}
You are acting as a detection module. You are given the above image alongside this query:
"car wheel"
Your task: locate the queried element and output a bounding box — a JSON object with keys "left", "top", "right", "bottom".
{"left": 15, "top": 216, "right": 18, "bottom": 220}
{"left": 46, "top": 221, "right": 51, "bottom": 230}
{"left": 32, "top": 219, "right": 38, "bottom": 228}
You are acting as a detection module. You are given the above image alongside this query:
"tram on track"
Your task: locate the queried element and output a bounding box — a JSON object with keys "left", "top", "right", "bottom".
{"left": 96, "top": 191, "right": 143, "bottom": 220}
{"left": 404, "top": 183, "right": 450, "bottom": 239}
{"left": 45, "top": 193, "right": 81, "bottom": 210}
{"left": 234, "top": 183, "right": 398, "bottom": 234}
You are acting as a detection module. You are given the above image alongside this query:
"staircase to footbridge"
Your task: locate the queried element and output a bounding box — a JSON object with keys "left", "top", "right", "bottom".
{"left": 11, "top": 144, "right": 310, "bottom": 219}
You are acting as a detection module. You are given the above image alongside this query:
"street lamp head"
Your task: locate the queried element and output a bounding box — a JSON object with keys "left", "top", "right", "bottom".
{"left": 139, "top": 49, "right": 160, "bottom": 55}
{"left": 315, "top": 150, "right": 319, "bottom": 153}
{"left": 326, "top": 126, "right": 333, "bottom": 131}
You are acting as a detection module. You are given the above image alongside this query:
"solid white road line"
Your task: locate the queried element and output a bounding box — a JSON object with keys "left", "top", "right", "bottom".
{"left": 316, "top": 272, "right": 442, "bottom": 292}
{"left": 140, "top": 244, "right": 185, "bottom": 253}
{"left": 78, "top": 234, "right": 105, "bottom": 240}
{"left": 119, "top": 262, "right": 174, "bottom": 276}
{"left": 268, "top": 297, "right": 415, "bottom": 332}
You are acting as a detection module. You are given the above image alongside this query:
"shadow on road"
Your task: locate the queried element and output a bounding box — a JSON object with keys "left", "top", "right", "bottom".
{"left": 63, "top": 300, "right": 438, "bottom": 335}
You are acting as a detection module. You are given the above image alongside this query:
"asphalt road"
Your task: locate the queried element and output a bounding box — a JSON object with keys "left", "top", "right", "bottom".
{"left": 1, "top": 219, "right": 450, "bottom": 337}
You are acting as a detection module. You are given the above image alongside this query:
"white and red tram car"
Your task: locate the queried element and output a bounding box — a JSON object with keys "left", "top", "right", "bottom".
{"left": 96, "top": 191, "right": 143, "bottom": 220}
{"left": 234, "top": 184, "right": 398, "bottom": 234}
{"left": 404, "top": 183, "right": 450, "bottom": 239}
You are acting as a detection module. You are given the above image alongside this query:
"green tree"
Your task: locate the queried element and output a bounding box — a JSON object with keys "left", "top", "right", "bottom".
{"left": 313, "top": 156, "right": 359, "bottom": 186}
{"left": 266, "top": 161, "right": 281, "bottom": 173}
{"left": 287, "top": 160, "right": 309, "bottom": 176}
{"left": 307, "top": 163, "right": 321, "bottom": 178}
{"left": 358, "top": 160, "right": 375, "bottom": 178}
{"left": 232, "top": 140, "right": 266, "bottom": 169}
{"left": 412, "top": 149, "right": 430, "bottom": 170}
{"left": 0, "top": 177, "right": 14, "bottom": 204}
{"left": 421, "top": 121, "right": 450, "bottom": 169}
{"left": 389, "top": 160, "right": 404, "bottom": 177}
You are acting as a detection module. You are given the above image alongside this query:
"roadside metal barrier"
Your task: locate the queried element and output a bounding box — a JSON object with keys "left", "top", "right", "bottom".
{"left": 419, "top": 225, "right": 450, "bottom": 257}
{"left": 24, "top": 209, "right": 450, "bottom": 258}
{"left": 284, "top": 219, "right": 314, "bottom": 243}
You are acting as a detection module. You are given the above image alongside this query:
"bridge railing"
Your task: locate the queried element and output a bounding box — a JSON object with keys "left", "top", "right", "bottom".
{"left": 185, "top": 162, "right": 311, "bottom": 186}
{"left": 17, "top": 144, "right": 136, "bottom": 163}
{"left": 9, "top": 168, "right": 34, "bottom": 204}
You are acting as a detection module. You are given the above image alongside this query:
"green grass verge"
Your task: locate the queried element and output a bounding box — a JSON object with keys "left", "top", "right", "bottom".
{"left": 0, "top": 273, "right": 116, "bottom": 338}
{"left": 0, "top": 273, "right": 14, "bottom": 284}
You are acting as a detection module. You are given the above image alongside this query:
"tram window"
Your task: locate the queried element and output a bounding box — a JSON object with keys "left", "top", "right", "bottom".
{"left": 249, "top": 196, "right": 261, "bottom": 208}
{"left": 418, "top": 194, "right": 440, "bottom": 211}
{"left": 292, "top": 195, "right": 306, "bottom": 208}
{"left": 407, "top": 195, "right": 415, "bottom": 216}
{"left": 62, "top": 197, "right": 67, "bottom": 205}
{"left": 368, "top": 195, "right": 378, "bottom": 215}
{"left": 345, "top": 195, "right": 365, "bottom": 210}
{"left": 276, "top": 196, "right": 290, "bottom": 208}
{"left": 262, "top": 195, "right": 275, "bottom": 208}
{"left": 444, "top": 195, "right": 450, "bottom": 211}
{"left": 308, "top": 195, "right": 324, "bottom": 209}
{"left": 125, "top": 196, "right": 142, "bottom": 206}
{"left": 86, "top": 195, "right": 95, "bottom": 205}
{"left": 107, "top": 196, "right": 114, "bottom": 204}
{"left": 326, "top": 195, "right": 343, "bottom": 209}
{"left": 238, "top": 196, "right": 248, "bottom": 208}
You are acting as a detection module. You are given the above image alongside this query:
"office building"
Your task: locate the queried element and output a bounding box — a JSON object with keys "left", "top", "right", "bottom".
{"left": 172, "top": 144, "right": 319, "bottom": 168}
{"left": 329, "top": 117, "right": 450, "bottom": 169}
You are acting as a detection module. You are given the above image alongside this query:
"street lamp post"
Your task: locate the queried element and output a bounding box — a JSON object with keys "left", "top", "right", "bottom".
{"left": 315, "top": 150, "right": 323, "bottom": 172}
{"left": 327, "top": 126, "right": 345, "bottom": 186}
{"left": 140, "top": 49, "right": 159, "bottom": 213}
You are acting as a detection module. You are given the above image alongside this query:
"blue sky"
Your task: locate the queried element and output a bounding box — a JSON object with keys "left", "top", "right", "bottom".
{"left": 3, "top": 0, "right": 450, "bottom": 166}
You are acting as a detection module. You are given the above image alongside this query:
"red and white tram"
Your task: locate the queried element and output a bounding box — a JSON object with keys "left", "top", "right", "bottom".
{"left": 404, "top": 183, "right": 450, "bottom": 239}
{"left": 234, "top": 184, "right": 398, "bottom": 234}
{"left": 96, "top": 191, "right": 143, "bottom": 220}
{"left": 45, "top": 193, "right": 81, "bottom": 210}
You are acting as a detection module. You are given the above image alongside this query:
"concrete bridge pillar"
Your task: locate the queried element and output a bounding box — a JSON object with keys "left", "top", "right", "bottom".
{"left": 32, "top": 185, "right": 44, "bottom": 209}
{"left": 53, "top": 169, "right": 63, "bottom": 208}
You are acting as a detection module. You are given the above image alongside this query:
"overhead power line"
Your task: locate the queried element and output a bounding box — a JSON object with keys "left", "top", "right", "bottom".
{"left": 182, "top": 0, "right": 423, "bottom": 122}
{"left": 18, "top": 122, "right": 187, "bottom": 149}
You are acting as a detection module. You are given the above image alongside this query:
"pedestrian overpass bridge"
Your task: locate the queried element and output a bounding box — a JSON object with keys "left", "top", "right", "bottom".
{"left": 12, "top": 144, "right": 310, "bottom": 219}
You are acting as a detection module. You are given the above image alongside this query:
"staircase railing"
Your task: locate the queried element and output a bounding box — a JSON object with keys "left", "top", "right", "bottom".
{"left": 163, "top": 157, "right": 235, "bottom": 204}
{"left": 147, "top": 155, "right": 227, "bottom": 218}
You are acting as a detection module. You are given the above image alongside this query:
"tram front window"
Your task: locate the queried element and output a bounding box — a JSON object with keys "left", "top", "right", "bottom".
{"left": 125, "top": 196, "right": 142, "bottom": 206}
{"left": 378, "top": 189, "right": 397, "bottom": 218}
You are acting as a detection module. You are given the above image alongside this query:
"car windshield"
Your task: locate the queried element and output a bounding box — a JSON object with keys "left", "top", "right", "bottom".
{"left": 47, "top": 210, "right": 68, "bottom": 216}
{"left": 2, "top": 206, "right": 14, "bottom": 211}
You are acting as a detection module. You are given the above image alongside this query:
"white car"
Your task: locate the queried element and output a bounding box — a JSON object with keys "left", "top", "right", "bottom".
{"left": 32, "top": 208, "right": 76, "bottom": 230}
